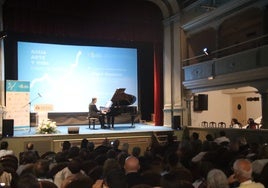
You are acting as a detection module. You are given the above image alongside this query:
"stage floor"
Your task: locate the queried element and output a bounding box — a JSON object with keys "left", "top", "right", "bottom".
{"left": 13, "top": 123, "right": 173, "bottom": 137}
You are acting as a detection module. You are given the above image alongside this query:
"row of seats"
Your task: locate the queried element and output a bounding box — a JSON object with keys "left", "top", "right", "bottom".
{"left": 201, "top": 121, "right": 227, "bottom": 128}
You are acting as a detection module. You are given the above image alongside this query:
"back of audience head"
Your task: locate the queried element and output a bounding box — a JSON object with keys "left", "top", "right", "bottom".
{"left": 16, "top": 174, "right": 40, "bottom": 188}
{"left": 124, "top": 155, "right": 140, "bottom": 173}
{"left": 206, "top": 169, "right": 229, "bottom": 188}
{"left": 121, "top": 143, "right": 129, "bottom": 154}
{"left": 191, "top": 132, "right": 199, "bottom": 140}
{"left": 161, "top": 172, "right": 194, "bottom": 188}
{"left": 258, "top": 143, "right": 268, "bottom": 159}
{"left": 62, "top": 141, "right": 71, "bottom": 152}
{"left": 67, "top": 146, "right": 80, "bottom": 160}
{"left": 67, "top": 158, "right": 82, "bottom": 174}
{"left": 0, "top": 141, "right": 9, "bottom": 150}
{"left": 61, "top": 174, "right": 94, "bottom": 188}
{"left": 205, "top": 134, "right": 214, "bottom": 141}
{"left": 87, "top": 141, "right": 95, "bottom": 151}
{"left": 26, "top": 142, "right": 34, "bottom": 150}
{"left": 80, "top": 138, "right": 88, "bottom": 149}
{"left": 232, "top": 158, "right": 252, "bottom": 182}
{"left": 102, "top": 158, "right": 120, "bottom": 178}
{"left": 104, "top": 168, "right": 127, "bottom": 188}
{"left": 112, "top": 139, "right": 120, "bottom": 149}
{"left": 33, "top": 159, "right": 50, "bottom": 178}
{"left": 132, "top": 146, "right": 141, "bottom": 158}
{"left": 21, "top": 150, "right": 38, "bottom": 164}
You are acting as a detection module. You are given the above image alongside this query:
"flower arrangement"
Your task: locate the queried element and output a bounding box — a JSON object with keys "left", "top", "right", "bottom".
{"left": 36, "top": 119, "right": 58, "bottom": 134}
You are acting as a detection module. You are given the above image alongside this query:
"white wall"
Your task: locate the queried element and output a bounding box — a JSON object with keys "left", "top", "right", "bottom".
{"left": 191, "top": 90, "right": 231, "bottom": 127}
{"left": 191, "top": 87, "right": 262, "bottom": 127}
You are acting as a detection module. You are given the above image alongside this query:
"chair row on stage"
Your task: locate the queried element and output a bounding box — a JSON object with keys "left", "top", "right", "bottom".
{"left": 201, "top": 121, "right": 227, "bottom": 128}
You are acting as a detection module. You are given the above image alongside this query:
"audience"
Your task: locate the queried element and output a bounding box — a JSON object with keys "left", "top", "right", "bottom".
{"left": 0, "top": 141, "right": 14, "bottom": 158}
{"left": 229, "top": 158, "right": 265, "bottom": 188}
{"left": 206, "top": 169, "right": 229, "bottom": 188}
{"left": 3, "top": 131, "right": 268, "bottom": 188}
{"left": 214, "top": 131, "right": 230, "bottom": 146}
{"left": 124, "top": 155, "right": 145, "bottom": 187}
{"left": 230, "top": 118, "right": 242, "bottom": 128}
{"left": 54, "top": 158, "right": 85, "bottom": 187}
{"left": 246, "top": 118, "right": 259, "bottom": 129}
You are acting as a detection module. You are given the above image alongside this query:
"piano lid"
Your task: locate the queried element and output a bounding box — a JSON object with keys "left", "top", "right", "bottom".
{"left": 110, "top": 88, "right": 136, "bottom": 106}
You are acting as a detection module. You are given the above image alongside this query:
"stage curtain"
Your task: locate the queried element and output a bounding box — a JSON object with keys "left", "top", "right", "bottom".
{"left": 154, "top": 43, "right": 163, "bottom": 126}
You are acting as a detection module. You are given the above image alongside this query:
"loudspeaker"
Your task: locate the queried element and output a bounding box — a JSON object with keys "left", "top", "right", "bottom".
{"left": 172, "top": 116, "right": 181, "bottom": 130}
{"left": 194, "top": 94, "right": 208, "bottom": 111}
{"left": 68, "top": 127, "right": 79, "bottom": 134}
{"left": 2, "top": 119, "right": 14, "bottom": 137}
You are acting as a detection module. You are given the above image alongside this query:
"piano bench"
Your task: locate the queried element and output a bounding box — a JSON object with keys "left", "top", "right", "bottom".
{"left": 89, "top": 117, "right": 98, "bottom": 129}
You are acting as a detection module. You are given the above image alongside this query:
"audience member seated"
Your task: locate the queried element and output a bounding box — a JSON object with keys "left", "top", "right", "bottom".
{"left": 61, "top": 173, "right": 94, "bottom": 188}
{"left": 121, "top": 143, "right": 129, "bottom": 154}
{"left": 54, "top": 158, "right": 85, "bottom": 187}
{"left": 161, "top": 171, "right": 194, "bottom": 188}
{"left": 191, "top": 161, "right": 214, "bottom": 188}
{"left": 33, "top": 159, "right": 53, "bottom": 182}
{"left": 230, "top": 118, "right": 242, "bottom": 128}
{"left": 124, "top": 155, "right": 146, "bottom": 187}
{"left": 39, "top": 180, "right": 58, "bottom": 188}
{"left": 252, "top": 144, "right": 268, "bottom": 176}
{"left": 105, "top": 168, "right": 128, "bottom": 188}
{"left": 228, "top": 158, "right": 265, "bottom": 188}
{"left": 214, "top": 131, "right": 230, "bottom": 146}
{"left": 131, "top": 146, "right": 141, "bottom": 158}
{"left": 13, "top": 173, "right": 40, "bottom": 188}
{"left": 190, "top": 132, "right": 203, "bottom": 156}
{"left": 246, "top": 118, "right": 259, "bottom": 129}
{"left": 0, "top": 162, "right": 12, "bottom": 187}
{"left": 258, "top": 162, "right": 268, "bottom": 188}
{"left": 117, "top": 151, "right": 129, "bottom": 170}
{"left": 93, "top": 168, "right": 127, "bottom": 188}
{"left": 206, "top": 169, "right": 229, "bottom": 188}
{"left": 0, "top": 141, "right": 14, "bottom": 158}
{"left": 102, "top": 158, "right": 120, "bottom": 178}
{"left": 61, "top": 141, "right": 71, "bottom": 159}
{"left": 0, "top": 154, "right": 19, "bottom": 174}
{"left": 80, "top": 138, "right": 89, "bottom": 150}
{"left": 19, "top": 142, "right": 40, "bottom": 165}
{"left": 141, "top": 170, "right": 161, "bottom": 187}
{"left": 161, "top": 152, "right": 183, "bottom": 176}
{"left": 17, "top": 150, "right": 38, "bottom": 176}
{"left": 111, "top": 139, "right": 122, "bottom": 156}
{"left": 48, "top": 152, "right": 69, "bottom": 179}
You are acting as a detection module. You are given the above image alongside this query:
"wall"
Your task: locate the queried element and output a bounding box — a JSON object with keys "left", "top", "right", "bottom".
{"left": 191, "top": 90, "right": 231, "bottom": 127}
{"left": 191, "top": 87, "right": 262, "bottom": 127}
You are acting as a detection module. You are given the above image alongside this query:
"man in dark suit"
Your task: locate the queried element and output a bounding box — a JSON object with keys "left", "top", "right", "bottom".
{"left": 88, "top": 98, "right": 106, "bottom": 129}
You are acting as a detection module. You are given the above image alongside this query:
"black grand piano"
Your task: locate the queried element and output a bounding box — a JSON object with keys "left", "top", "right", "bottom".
{"left": 104, "top": 88, "right": 137, "bottom": 129}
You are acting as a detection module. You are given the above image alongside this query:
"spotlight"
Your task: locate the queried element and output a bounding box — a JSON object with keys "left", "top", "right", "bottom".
{"left": 203, "top": 48, "right": 209, "bottom": 55}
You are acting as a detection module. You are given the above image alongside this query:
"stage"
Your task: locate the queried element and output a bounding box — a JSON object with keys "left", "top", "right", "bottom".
{"left": 3, "top": 123, "right": 176, "bottom": 158}
{"left": 13, "top": 123, "right": 172, "bottom": 137}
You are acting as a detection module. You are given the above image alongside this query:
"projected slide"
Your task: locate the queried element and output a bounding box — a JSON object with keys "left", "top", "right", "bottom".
{"left": 18, "top": 41, "right": 138, "bottom": 112}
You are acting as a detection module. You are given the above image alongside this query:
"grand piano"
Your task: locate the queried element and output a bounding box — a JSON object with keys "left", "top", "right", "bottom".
{"left": 104, "top": 88, "right": 137, "bottom": 128}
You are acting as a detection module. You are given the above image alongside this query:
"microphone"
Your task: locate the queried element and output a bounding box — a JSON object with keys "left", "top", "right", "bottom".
{"left": 38, "top": 93, "right": 42, "bottom": 97}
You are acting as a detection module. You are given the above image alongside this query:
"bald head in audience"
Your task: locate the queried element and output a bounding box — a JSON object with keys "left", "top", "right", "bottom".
{"left": 124, "top": 156, "right": 140, "bottom": 174}
{"left": 231, "top": 158, "right": 265, "bottom": 188}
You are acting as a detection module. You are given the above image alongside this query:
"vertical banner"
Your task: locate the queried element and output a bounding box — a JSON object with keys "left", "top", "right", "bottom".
{"left": 5, "top": 80, "right": 30, "bottom": 126}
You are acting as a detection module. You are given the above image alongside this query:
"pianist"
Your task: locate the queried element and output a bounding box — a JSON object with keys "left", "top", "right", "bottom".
{"left": 88, "top": 97, "right": 106, "bottom": 129}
